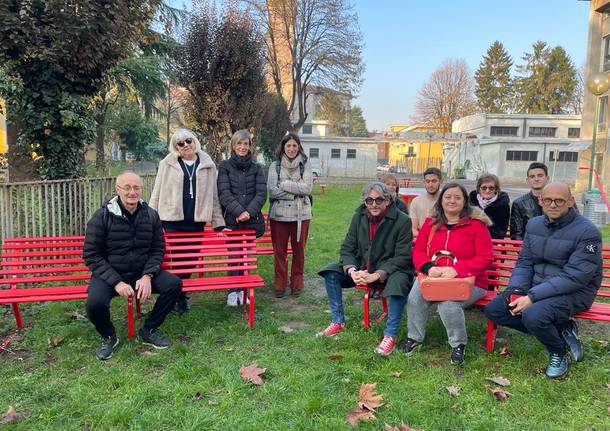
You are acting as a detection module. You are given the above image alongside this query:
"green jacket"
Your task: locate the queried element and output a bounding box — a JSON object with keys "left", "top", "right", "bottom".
{"left": 319, "top": 204, "right": 414, "bottom": 297}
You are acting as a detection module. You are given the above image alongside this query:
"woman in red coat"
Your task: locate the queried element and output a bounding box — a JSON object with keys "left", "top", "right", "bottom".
{"left": 399, "top": 182, "right": 493, "bottom": 365}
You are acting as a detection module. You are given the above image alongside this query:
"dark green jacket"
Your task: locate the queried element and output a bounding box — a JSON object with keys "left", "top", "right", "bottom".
{"left": 319, "top": 204, "right": 414, "bottom": 297}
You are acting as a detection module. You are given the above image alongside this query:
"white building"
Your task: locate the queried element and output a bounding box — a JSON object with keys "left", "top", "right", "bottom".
{"left": 300, "top": 136, "right": 379, "bottom": 178}
{"left": 449, "top": 113, "right": 582, "bottom": 183}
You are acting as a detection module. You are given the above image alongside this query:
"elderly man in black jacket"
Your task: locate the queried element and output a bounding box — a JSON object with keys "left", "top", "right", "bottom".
{"left": 485, "top": 182, "right": 602, "bottom": 378}
{"left": 84, "top": 171, "right": 182, "bottom": 360}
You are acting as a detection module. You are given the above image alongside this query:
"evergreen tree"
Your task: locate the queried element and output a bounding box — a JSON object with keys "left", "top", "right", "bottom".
{"left": 515, "top": 41, "right": 550, "bottom": 113}
{"left": 475, "top": 41, "right": 513, "bottom": 113}
{"left": 349, "top": 106, "right": 369, "bottom": 137}
{"left": 545, "top": 46, "right": 577, "bottom": 114}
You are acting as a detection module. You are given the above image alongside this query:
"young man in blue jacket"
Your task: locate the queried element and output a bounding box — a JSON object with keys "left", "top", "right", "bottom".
{"left": 484, "top": 182, "right": 602, "bottom": 378}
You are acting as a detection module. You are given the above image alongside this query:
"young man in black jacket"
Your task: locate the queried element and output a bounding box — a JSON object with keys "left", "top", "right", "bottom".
{"left": 509, "top": 162, "right": 548, "bottom": 240}
{"left": 83, "top": 171, "right": 182, "bottom": 360}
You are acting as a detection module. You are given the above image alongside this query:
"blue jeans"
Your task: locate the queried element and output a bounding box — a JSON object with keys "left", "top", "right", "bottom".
{"left": 324, "top": 271, "right": 406, "bottom": 337}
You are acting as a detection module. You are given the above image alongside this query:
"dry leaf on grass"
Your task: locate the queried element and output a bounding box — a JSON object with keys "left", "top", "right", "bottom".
{"left": 446, "top": 385, "right": 461, "bottom": 396}
{"left": 384, "top": 423, "right": 420, "bottom": 431}
{"left": 374, "top": 312, "right": 388, "bottom": 324}
{"left": 0, "top": 406, "right": 26, "bottom": 425}
{"left": 485, "top": 376, "right": 511, "bottom": 386}
{"left": 499, "top": 345, "right": 512, "bottom": 357}
{"left": 193, "top": 392, "right": 203, "bottom": 401}
{"left": 47, "top": 336, "right": 64, "bottom": 347}
{"left": 328, "top": 354, "right": 343, "bottom": 360}
{"left": 278, "top": 325, "right": 294, "bottom": 333}
{"left": 346, "top": 407, "right": 375, "bottom": 428}
{"left": 358, "top": 383, "right": 384, "bottom": 411}
{"left": 176, "top": 334, "right": 192, "bottom": 344}
{"left": 64, "top": 311, "right": 86, "bottom": 320}
{"left": 485, "top": 384, "right": 512, "bottom": 402}
{"left": 391, "top": 371, "right": 402, "bottom": 377}
{"left": 240, "top": 363, "right": 266, "bottom": 385}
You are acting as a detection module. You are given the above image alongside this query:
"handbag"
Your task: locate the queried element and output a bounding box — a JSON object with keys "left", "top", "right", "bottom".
{"left": 418, "top": 223, "right": 475, "bottom": 301}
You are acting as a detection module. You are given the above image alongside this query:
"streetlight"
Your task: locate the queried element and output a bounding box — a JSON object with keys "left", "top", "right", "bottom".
{"left": 586, "top": 71, "right": 610, "bottom": 191}
{"left": 425, "top": 128, "right": 435, "bottom": 169}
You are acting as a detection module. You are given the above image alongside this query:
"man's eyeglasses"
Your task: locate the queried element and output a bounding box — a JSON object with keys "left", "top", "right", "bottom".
{"left": 176, "top": 138, "right": 193, "bottom": 147}
{"left": 117, "top": 185, "right": 142, "bottom": 193}
{"left": 480, "top": 186, "right": 496, "bottom": 191}
{"left": 364, "top": 197, "right": 386, "bottom": 206}
{"left": 541, "top": 198, "right": 567, "bottom": 207}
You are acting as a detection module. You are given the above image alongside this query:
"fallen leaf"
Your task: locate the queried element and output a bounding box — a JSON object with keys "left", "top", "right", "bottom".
{"left": 64, "top": 311, "right": 86, "bottom": 320}
{"left": 446, "top": 385, "right": 461, "bottom": 396}
{"left": 193, "top": 392, "right": 203, "bottom": 401}
{"left": 0, "top": 406, "right": 26, "bottom": 425}
{"left": 208, "top": 399, "right": 219, "bottom": 406}
{"left": 279, "top": 325, "right": 294, "bottom": 333}
{"left": 485, "top": 376, "right": 511, "bottom": 386}
{"left": 176, "top": 334, "right": 192, "bottom": 344}
{"left": 240, "top": 363, "right": 266, "bottom": 385}
{"left": 47, "top": 336, "right": 64, "bottom": 347}
{"left": 485, "top": 384, "right": 512, "bottom": 402}
{"left": 134, "top": 345, "right": 157, "bottom": 357}
{"left": 358, "top": 383, "right": 384, "bottom": 412}
{"left": 384, "top": 423, "right": 420, "bottom": 431}
{"left": 328, "top": 354, "right": 343, "bottom": 361}
{"left": 499, "top": 345, "right": 512, "bottom": 357}
{"left": 391, "top": 371, "right": 402, "bottom": 377}
{"left": 346, "top": 407, "right": 375, "bottom": 428}
{"left": 374, "top": 312, "right": 388, "bottom": 324}
{"left": 342, "top": 378, "right": 351, "bottom": 383}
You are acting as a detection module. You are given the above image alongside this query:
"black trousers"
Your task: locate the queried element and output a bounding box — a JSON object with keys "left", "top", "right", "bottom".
{"left": 86, "top": 270, "right": 182, "bottom": 338}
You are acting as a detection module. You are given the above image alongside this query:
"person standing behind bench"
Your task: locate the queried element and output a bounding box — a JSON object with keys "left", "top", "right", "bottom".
{"left": 84, "top": 171, "right": 182, "bottom": 360}
{"left": 409, "top": 167, "right": 441, "bottom": 237}
{"left": 509, "top": 162, "right": 548, "bottom": 240}
{"left": 149, "top": 129, "right": 225, "bottom": 314}
{"left": 484, "top": 182, "right": 602, "bottom": 378}
{"left": 468, "top": 173, "right": 510, "bottom": 239}
{"left": 267, "top": 132, "right": 313, "bottom": 298}
{"left": 217, "top": 129, "right": 267, "bottom": 307}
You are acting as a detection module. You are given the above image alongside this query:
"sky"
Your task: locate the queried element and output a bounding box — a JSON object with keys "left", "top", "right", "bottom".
{"left": 170, "top": 0, "right": 591, "bottom": 132}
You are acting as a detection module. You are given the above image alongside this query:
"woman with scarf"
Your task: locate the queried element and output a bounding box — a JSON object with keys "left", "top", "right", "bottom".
{"left": 468, "top": 173, "right": 510, "bottom": 239}
{"left": 267, "top": 133, "right": 313, "bottom": 298}
{"left": 217, "top": 129, "right": 267, "bottom": 306}
{"left": 317, "top": 183, "right": 414, "bottom": 356}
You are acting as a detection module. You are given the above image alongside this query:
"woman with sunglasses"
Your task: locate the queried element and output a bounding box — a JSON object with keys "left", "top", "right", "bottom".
{"left": 468, "top": 173, "right": 510, "bottom": 239}
{"left": 317, "top": 182, "right": 414, "bottom": 356}
{"left": 267, "top": 132, "right": 313, "bottom": 298}
{"left": 400, "top": 183, "right": 493, "bottom": 365}
{"left": 150, "top": 128, "right": 225, "bottom": 314}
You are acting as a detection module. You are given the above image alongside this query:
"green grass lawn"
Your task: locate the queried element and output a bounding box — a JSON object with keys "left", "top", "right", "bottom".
{"left": 1, "top": 184, "right": 610, "bottom": 430}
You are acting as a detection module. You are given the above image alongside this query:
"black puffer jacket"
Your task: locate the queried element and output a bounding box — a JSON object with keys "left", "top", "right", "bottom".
{"left": 83, "top": 197, "right": 165, "bottom": 287}
{"left": 509, "top": 191, "right": 543, "bottom": 240}
{"left": 217, "top": 152, "right": 267, "bottom": 236}
{"left": 469, "top": 190, "right": 510, "bottom": 239}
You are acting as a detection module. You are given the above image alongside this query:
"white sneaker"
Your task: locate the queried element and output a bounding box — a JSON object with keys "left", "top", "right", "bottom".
{"left": 237, "top": 291, "right": 250, "bottom": 305}
{"left": 227, "top": 292, "right": 239, "bottom": 307}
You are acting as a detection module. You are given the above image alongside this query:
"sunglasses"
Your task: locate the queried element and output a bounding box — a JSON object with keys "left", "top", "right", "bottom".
{"left": 176, "top": 138, "right": 193, "bottom": 148}
{"left": 364, "top": 197, "right": 387, "bottom": 205}
{"left": 480, "top": 186, "right": 496, "bottom": 191}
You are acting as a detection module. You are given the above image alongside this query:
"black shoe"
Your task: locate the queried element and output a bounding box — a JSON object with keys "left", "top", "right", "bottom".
{"left": 371, "top": 289, "right": 383, "bottom": 300}
{"left": 451, "top": 344, "right": 466, "bottom": 365}
{"left": 274, "top": 290, "right": 285, "bottom": 298}
{"left": 399, "top": 338, "right": 422, "bottom": 356}
{"left": 173, "top": 296, "right": 191, "bottom": 315}
{"left": 96, "top": 334, "right": 119, "bottom": 360}
{"left": 560, "top": 319, "right": 583, "bottom": 362}
{"left": 139, "top": 327, "right": 171, "bottom": 349}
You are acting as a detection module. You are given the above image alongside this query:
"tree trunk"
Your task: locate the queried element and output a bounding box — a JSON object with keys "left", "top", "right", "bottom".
{"left": 95, "top": 111, "right": 106, "bottom": 173}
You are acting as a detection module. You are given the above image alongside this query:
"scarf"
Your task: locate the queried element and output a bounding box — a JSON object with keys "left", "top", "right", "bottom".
{"left": 280, "top": 154, "right": 303, "bottom": 175}
{"left": 476, "top": 192, "right": 498, "bottom": 210}
{"left": 230, "top": 151, "right": 252, "bottom": 170}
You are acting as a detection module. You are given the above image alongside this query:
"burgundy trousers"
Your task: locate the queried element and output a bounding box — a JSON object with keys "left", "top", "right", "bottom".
{"left": 270, "top": 219, "right": 310, "bottom": 294}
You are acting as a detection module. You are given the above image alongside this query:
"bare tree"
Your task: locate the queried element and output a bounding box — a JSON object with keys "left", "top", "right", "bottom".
{"left": 412, "top": 59, "right": 476, "bottom": 132}
{"left": 245, "top": 0, "right": 364, "bottom": 131}
{"left": 568, "top": 64, "right": 584, "bottom": 115}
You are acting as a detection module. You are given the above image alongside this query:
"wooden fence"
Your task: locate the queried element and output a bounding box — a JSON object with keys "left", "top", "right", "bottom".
{"left": 0, "top": 174, "right": 156, "bottom": 240}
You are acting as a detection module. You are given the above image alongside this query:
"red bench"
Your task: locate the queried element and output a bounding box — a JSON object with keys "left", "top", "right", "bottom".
{"left": 0, "top": 231, "right": 263, "bottom": 337}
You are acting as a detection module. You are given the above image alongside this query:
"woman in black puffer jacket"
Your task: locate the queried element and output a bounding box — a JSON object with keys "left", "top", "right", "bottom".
{"left": 217, "top": 129, "right": 268, "bottom": 306}
{"left": 469, "top": 173, "right": 510, "bottom": 239}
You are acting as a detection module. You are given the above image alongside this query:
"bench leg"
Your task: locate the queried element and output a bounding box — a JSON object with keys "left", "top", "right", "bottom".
{"left": 486, "top": 319, "right": 497, "bottom": 353}
{"left": 136, "top": 298, "right": 142, "bottom": 320}
{"left": 127, "top": 297, "right": 135, "bottom": 339}
{"left": 12, "top": 303, "right": 24, "bottom": 329}
{"left": 382, "top": 296, "right": 388, "bottom": 315}
{"left": 248, "top": 288, "right": 255, "bottom": 328}
{"left": 363, "top": 287, "right": 370, "bottom": 330}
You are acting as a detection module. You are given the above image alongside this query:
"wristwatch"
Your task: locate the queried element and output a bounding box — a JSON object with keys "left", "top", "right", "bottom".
{"left": 143, "top": 273, "right": 154, "bottom": 280}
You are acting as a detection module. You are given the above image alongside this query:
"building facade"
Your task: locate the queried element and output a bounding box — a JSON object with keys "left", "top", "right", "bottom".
{"left": 450, "top": 113, "right": 582, "bottom": 182}
{"left": 300, "top": 136, "right": 379, "bottom": 178}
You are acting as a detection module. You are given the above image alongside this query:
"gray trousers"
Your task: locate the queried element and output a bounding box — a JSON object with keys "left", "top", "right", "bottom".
{"left": 406, "top": 279, "right": 487, "bottom": 348}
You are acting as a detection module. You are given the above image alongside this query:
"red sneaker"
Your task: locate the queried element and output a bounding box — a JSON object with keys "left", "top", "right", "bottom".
{"left": 374, "top": 336, "right": 396, "bottom": 356}
{"left": 317, "top": 322, "right": 345, "bottom": 337}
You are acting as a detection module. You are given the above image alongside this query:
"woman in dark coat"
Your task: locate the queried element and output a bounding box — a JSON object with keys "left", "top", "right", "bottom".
{"left": 317, "top": 182, "right": 414, "bottom": 356}
{"left": 468, "top": 173, "right": 510, "bottom": 239}
{"left": 217, "top": 129, "right": 267, "bottom": 306}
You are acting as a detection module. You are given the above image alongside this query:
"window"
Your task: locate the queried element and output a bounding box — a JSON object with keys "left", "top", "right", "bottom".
{"left": 309, "top": 148, "right": 319, "bottom": 158}
{"left": 528, "top": 127, "right": 556, "bottom": 137}
{"left": 302, "top": 124, "right": 313, "bottom": 134}
{"left": 331, "top": 148, "right": 341, "bottom": 159}
{"left": 604, "top": 35, "right": 610, "bottom": 72}
{"left": 346, "top": 149, "right": 356, "bottom": 159}
{"left": 568, "top": 128, "right": 580, "bottom": 138}
{"left": 598, "top": 96, "right": 608, "bottom": 132}
{"left": 490, "top": 126, "right": 518, "bottom": 137}
{"left": 407, "top": 146, "right": 415, "bottom": 156}
{"left": 549, "top": 151, "right": 578, "bottom": 162}
{"left": 506, "top": 150, "right": 538, "bottom": 161}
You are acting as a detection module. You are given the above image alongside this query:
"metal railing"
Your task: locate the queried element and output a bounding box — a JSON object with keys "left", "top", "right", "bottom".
{"left": 0, "top": 174, "right": 156, "bottom": 240}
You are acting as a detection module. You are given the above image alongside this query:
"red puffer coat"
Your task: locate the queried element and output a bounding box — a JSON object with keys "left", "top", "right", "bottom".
{"left": 413, "top": 211, "right": 493, "bottom": 289}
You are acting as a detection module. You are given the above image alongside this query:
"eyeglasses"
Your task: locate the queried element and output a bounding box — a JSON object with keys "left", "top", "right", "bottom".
{"left": 480, "top": 186, "right": 496, "bottom": 191}
{"left": 176, "top": 138, "right": 193, "bottom": 148}
{"left": 541, "top": 198, "right": 567, "bottom": 207}
{"left": 117, "top": 185, "right": 142, "bottom": 193}
{"left": 364, "top": 197, "right": 387, "bottom": 206}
